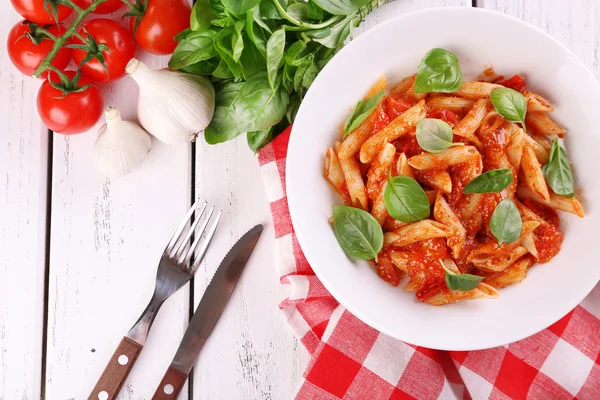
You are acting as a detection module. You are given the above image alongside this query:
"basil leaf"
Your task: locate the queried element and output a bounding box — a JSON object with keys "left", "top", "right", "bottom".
{"left": 308, "top": 0, "right": 324, "bottom": 19}
{"left": 239, "top": 36, "right": 265, "bottom": 80}
{"left": 309, "top": 14, "right": 357, "bottom": 49}
{"left": 286, "top": 94, "right": 301, "bottom": 124}
{"left": 266, "top": 29, "right": 286, "bottom": 90}
{"left": 231, "top": 21, "right": 245, "bottom": 63}
{"left": 288, "top": 3, "right": 310, "bottom": 21}
{"left": 414, "top": 48, "right": 462, "bottom": 94}
{"left": 215, "top": 27, "right": 243, "bottom": 79}
{"left": 490, "top": 88, "right": 527, "bottom": 130}
{"left": 205, "top": 72, "right": 289, "bottom": 144}
{"left": 247, "top": 127, "right": 273, "bottom": 153}
{"left": 440, "top": 262, "right": 484, "bottom": 291}
{"left": 190, "top": 0, "right": 213, "bottom": 31}
{"left": 343, "top": 90, "right": 385, "bottom": 138}
{"left": 384, "top": 172, "right": 430, "bottom": 223}
{"left": 332, "top": 205, "right": 383, "bottom": 262}
{"left": 490, "top": 198, "right": 522, "bottom": 245}
{"left": 245, "top": 8, "right": 268, "bottom": 57}
{"left": 416, "top": 118, "right": 461, "bottom": 153}
{"left": 169, "top": 30, "right": 218, "bottom": 70}
{"left": 181, "top": 57, "right": 220, "bottom": 75}
{"left": 259, "top": 1, "right": 282, "bottom": 20}
{"left": 212, "top": 59, "right": 234, "bottom": 80}
{"left": 222, "top": 0, "right": 261, "bottom": 15}
{"left": 313, "top": 0, "right": 370, "bottom": 15}
{"left": 542, "top": 138, "right": 575, "bottom": 197}
{"left": 463, "top": 169, "right": 514, "bottom": 194}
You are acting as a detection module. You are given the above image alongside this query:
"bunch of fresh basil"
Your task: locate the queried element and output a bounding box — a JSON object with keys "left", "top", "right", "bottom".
{"left": 169, "top": 0, "right": 386, "bottom": 151}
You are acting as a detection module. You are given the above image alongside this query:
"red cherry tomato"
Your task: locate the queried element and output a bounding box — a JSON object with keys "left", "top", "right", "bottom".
{"left": 37, "top": 71, "right": 104, "bottom": 134}
{"left": 72, "top": 0, "right": 123, "bottom": 14}
{"left": 7, "top": 21, "right": 72, "bottom": 79}
{"left": 129, "top": 0, "right": 191, "bottom": 55}
{"left": 10, "top": 0, "right": 72, "bottom": 24}
{"left": 72, "top": 19, "right": 136, "bottom": 82}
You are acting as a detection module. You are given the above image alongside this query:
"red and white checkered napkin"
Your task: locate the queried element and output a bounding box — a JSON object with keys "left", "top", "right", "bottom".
{"left": 257, "top": 130, "right": 600, "bottom": 400}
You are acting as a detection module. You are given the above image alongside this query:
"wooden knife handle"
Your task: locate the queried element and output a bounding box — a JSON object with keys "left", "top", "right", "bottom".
{"left": 151, "top": 366, "right": 188, "bottom": 400}
{"left": 88, "top": 337, "right": 143, "bottom": 400}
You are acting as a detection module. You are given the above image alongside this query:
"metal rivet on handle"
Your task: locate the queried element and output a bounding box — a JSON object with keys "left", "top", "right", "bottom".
{"left": 118, "top": 355, "right": 129, "bottom": 365}
{"left": 98, "top": 391, "right": 109, "bottom": 400}
{"left": 164, "top": 384, "right": 174, "bottom": 395}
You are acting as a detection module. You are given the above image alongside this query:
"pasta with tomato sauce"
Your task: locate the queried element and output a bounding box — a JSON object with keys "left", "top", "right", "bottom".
{"left": 324, "top": 49, "right": 583, "bottom": 306}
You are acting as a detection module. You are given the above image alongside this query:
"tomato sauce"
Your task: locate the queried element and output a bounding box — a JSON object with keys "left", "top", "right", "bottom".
{"left": 377, "top": 250, "right": 401, "bottom": 286}
{"left": 384, "top": 96, "right": 414, "bottom": 120}
{"left": 394, "top": 133, "right": 421, "bottom": 158}
{"left": 426, "top": 109, "right": 459, "bottom": 127}
{"left": 371, "top": 107, "right": 390, "bottom": 134}
{"left": 389, "top": 238, "right": 452, "bottom": 301}
{"left": 495, "top": 74, "right": 528, "bottom": 93}
{"left": 523, "top": 199, "right": 560, "bottom": 227}
{"left": 533, "top": 224, "right": 564, "bottom": 263}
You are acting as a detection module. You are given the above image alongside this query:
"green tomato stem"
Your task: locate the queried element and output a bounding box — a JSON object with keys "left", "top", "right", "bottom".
{"left": 32, "top": 0, "right": 108, "bottom": 78}
{"left": 33, "top": 27, "right": 58, "bottom": 41}
{"left": 46, "top": 65, "right": 70, "bottom": 83}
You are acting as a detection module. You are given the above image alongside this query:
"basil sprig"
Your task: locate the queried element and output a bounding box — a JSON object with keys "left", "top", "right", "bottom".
{"left": 490, "top": 88, "right": 527, "bottom": 131}
{"left": 463, "top": 169, "right": 514, "bottom": 194}
{"left": 384, "top": 171, "right": 430, "bottom": 223}
{"left": 414, "top": 48, "right": 463, "bottom": 94}
{"left": 343, "top": 90, "right": 385, "bottom": 138}
{"left": 542, "top": 138, "right": 575, "bottom": 197}
{"left": 440, "top": 261, "right": 484, "bottom": 291}
{"left": 416, "top": 118, "right": 463, "bottom": 153}
{"left": 490, "top": 198, "right": 522, "bottom": 245}
{"left": 332, "top": 205, "right": 383, "bottom": 262}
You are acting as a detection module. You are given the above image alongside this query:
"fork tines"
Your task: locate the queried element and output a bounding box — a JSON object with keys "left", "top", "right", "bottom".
{"left": 165, "top": 201, "right": 222, "bottom": 271}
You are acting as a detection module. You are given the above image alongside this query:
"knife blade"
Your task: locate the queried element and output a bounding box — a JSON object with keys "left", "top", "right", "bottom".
{"left": 151, "top": 224, "right": 263, "bottom": 400}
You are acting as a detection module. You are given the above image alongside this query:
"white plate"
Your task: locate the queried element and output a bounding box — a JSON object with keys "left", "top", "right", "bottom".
{"left": 287, "top": 7, "right": 600, "bottom": 350}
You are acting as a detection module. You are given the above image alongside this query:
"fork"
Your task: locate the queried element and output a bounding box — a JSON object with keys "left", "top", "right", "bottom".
{"left": 89, "top": 201, "right": 222, "bottom": 400}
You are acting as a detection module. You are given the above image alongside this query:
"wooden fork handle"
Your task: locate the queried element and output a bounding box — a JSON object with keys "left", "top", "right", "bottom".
{"left": 151, "top": 366, "right": 188, "bottom": 400}
{"left": 89, "top": 337, "right": 143, "bottom": 400}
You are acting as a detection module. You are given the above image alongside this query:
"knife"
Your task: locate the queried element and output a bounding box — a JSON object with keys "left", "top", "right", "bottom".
{"left": 151, "top": 224, "right": 263, "bottom": 400}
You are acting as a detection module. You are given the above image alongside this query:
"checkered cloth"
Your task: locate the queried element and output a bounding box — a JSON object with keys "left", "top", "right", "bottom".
{"left": 258, "top": 130, "right": 600, "bottom": 400}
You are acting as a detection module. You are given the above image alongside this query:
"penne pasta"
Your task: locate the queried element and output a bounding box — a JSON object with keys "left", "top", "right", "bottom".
{"left": 389, "top": 75, "right": 415, "bottom": 97}
{"left": 425, "top": 283, "right": 499, "bottom": 306}
{"left": 506, "top": 128, "right": 524, "bottom": 172}
{"left": 338, "top": 116, "right": 376, "bottom": 159}
{"left": 434, "top": 193, "right": 466, "bottom": 259}
{"left": 482, "top": 256, "right": 534, "bottom": 289}
{"left": 525, "top": 93, "right": 553, "bottom": 113}
{"left": 408, "top": 146, "right": 479, "bottom": 170}
{"left": 462, "top": 193, "right": 485, "bottom": 219}
{"left": 526, "top": 112, "right": 566, "bottom": 137}
{"left": 337, "top": 146, "right": 368, "bottom": 210}
{"left": 478, "top": 110, "right": 505, "bottom": 136}
{"left": 521, "top": 146, "right": 550, "bottom": 201}
{"left": 453, "top": 99, "right": 492, "bottom": 137}
{"left": 371, "top": 181, "right": 389, "bottom": 225}
{"left": 383, "top": 220, "right": 449, "bottom": 248}
{"left": 521, "top": 232, "right": 539, "bottom": 259}
{"left": 366, "top": 143, "right": 396, "bottom": 201}
{"left": 456, "top": 81, "right": 502, "bottom": 99}
{"left": 426, "top": 96, "right": 475, "bottom": 114}
{"left": 520, "top": 129, "right": 550, "bottom": 164}
{"left": 360, "top": 100, "right": 426, "bottom": 163}
{"left": 516, "top": 186, "right": 584, "bottom": 218}
{"left": 396, "top": 152, "right": 415, "bottom": 178}
{"left": 417, "top": 171, "right": 452, "bottom": 194}
{"left": 366, "top": 76, "right": 387, "bottom": 98}
{"left": 324, "top": 147, "right": 351, "bottom": 205}
{"left": 389, "top": 250, "right": 412, "bottom": 272}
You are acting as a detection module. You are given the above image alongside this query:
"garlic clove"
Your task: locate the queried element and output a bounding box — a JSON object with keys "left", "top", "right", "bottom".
{"left": 125, "top": 58, "right": 215, "bottom": 145}
{"left": 93, "top": 107, "right": 152, "bottom": 179}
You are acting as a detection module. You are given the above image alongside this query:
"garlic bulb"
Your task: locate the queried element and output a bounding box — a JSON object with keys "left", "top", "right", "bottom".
{"left": 93, "top": 107, "right": 152, "bottom": 179}
{"left": 125, "top": 58, "right": 215, "bottom": 144}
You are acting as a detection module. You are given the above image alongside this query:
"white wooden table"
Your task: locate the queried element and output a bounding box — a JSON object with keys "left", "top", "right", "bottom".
{"left": 1, "top": 1, "right": 598, "bottom": 399}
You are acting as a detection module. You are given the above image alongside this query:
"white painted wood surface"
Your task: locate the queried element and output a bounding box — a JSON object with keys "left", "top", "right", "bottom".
{"left": 1, "top": 1, "right": 599, "bottom": 399}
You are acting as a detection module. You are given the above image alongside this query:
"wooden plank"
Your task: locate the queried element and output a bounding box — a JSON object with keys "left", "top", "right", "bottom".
{"left": 45, "top": 38, "right": 191, "bottom": 400}
{"left": 0, "top": 9, "right": 48, "bottom": 400}
{"left": 191, "top": 1, "right": 470, "bottom": 399}
{"left": 480, "top": 0, "right": 600, "bottom": 83}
